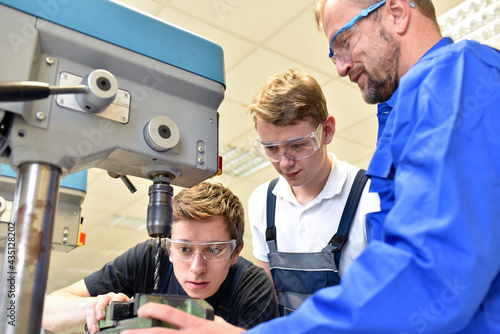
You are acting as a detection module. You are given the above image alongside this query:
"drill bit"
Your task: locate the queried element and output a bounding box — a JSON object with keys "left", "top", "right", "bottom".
{"left": 154, "top": 236, "right": 162, "bottom": 292}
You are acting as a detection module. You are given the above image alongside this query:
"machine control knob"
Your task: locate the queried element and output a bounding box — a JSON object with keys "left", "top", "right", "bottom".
{"left": 144, "top": 116, "right": 180, "bottom": 152}
{"left": 76, "top": 69, "right": 118, "bottom": 113}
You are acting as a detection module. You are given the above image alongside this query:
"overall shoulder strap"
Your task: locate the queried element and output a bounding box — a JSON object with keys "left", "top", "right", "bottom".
{"left": 265, "top": 178, "right": 279, "bottom": 252}
{"left": 216, "top": 257, "right": 252, "bottom": 321}
{"left": 328, "top": 169, "right": 368, "bottom": 266}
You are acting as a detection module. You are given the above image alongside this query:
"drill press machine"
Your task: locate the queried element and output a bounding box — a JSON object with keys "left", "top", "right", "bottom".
{"left": 0, "top": 1, "right": 225, "bottom": 333}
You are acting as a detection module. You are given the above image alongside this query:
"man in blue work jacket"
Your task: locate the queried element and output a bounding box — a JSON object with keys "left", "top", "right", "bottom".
{"left": 123, "top": 0, "right": 500, "bottom": 333}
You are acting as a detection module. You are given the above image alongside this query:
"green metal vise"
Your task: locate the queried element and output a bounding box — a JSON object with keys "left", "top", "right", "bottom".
{"left": 96, "top": 293, "right": 214, "bottom": 333}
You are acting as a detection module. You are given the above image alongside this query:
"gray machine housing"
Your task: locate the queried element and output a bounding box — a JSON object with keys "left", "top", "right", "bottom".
{"left": 0, "top": 173, "right": 84, "bottom": 252}
{"left": 0, "top": 4, "right": 224, "bottom": 186}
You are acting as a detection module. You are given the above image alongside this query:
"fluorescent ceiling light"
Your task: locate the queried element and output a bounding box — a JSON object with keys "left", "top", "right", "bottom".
{"left": 220, "top": 145, "right": 271, "bottom": 178}
{"left": 438, "top": 0, "right": 500, "bottom": 49}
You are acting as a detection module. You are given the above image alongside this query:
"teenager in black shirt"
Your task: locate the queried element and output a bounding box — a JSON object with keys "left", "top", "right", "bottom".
{"left": 42, "top": 182, "right": 278, "bottom": 333}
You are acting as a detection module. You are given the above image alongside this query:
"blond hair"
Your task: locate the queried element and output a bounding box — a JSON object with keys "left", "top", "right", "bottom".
{"left": 247, "top": 68, "right": 328, "bottom": 128}
{"left": 172, "top": 182, "right": 244, "bottom": 250}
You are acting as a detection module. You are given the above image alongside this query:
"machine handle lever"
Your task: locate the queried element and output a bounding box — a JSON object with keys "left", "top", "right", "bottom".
{"left": 0, "top": 81, "right": 88, "bottom": 102}
{"left": 108, "top": 171, "right": 137, "bottom": 193}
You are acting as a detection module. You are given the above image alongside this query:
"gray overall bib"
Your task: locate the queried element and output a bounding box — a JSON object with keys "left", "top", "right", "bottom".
{"left": 266, "top": 169, "right": 368, "bottom": 316}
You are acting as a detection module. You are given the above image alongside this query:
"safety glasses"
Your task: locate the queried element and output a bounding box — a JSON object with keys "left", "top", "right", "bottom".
{"left": 165, "top": 238, "right": 237, "bottom": 262}
{"left": 328, "top": 0, "right": 387, "bottom": 63}
{"left": 253, "top": 123, "right": 323, "bottom": 163}
{"left": 328, "top": 0, "right": 415, "bottom": 64}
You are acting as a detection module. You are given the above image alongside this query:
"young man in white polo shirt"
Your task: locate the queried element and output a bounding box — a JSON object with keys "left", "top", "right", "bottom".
{"left": 247, "top": 68, "right": 379, "bottom": 315}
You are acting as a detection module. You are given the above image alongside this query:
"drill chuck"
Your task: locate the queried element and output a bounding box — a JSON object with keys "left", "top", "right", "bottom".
{"left": 147, "top": 180, "right": 173, "bottom": 238}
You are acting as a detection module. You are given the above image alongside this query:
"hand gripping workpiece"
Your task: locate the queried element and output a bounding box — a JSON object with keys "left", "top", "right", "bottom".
{"left": 94, "top": 293, "right": 214, "bottom": 333}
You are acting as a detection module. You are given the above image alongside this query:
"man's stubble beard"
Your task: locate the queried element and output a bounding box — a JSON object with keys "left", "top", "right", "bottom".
{"left": 362, "top": 27, "right": 401, "bottom": 104}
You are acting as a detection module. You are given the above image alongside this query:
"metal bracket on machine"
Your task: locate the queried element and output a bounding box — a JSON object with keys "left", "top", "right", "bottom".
{"left": 56, "top": 71, "right": 131, "bottom": 124}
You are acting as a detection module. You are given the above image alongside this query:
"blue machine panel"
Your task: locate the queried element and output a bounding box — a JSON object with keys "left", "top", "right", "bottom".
{"left": 0, "top": 0, "right": 225, "bottom": 87}
{"left": 0, "top": 164, "right": 87, "bottom": 192}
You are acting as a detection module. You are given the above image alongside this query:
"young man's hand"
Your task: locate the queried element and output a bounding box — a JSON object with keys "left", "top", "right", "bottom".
{"left": 122, "top": 302, "right": 247, "bottom": 334}
{"left": 86, "top": 292, "right": 130, "bottom": 333}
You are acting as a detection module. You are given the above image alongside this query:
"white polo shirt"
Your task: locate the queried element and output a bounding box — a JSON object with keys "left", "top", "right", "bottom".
{"left": 249, "top": 153, "right": 380, "bottom": 276}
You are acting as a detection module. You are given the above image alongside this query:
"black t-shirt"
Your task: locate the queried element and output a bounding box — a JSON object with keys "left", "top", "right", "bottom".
{"left": 84, "top": 239, "right": 278, "bottom": 329}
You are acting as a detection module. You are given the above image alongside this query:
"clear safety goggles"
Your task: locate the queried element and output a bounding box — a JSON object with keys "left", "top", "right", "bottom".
{"left": 328, "top": 0, "right": 387, "bottom": 64}
{"left": 165, "top": 238, "right": 237, "bottom": 262}
{"left": 253, "top": 123, "right": 323, "bottom": 163}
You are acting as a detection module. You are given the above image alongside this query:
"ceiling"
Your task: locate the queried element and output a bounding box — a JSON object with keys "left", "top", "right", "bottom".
{"left": 39, "top": 0, "right": 465, "bottom": 301}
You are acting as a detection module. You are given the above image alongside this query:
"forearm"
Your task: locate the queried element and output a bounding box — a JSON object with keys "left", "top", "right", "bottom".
{"left": 42, "top": 290, "right": 95, "bottom": 332}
